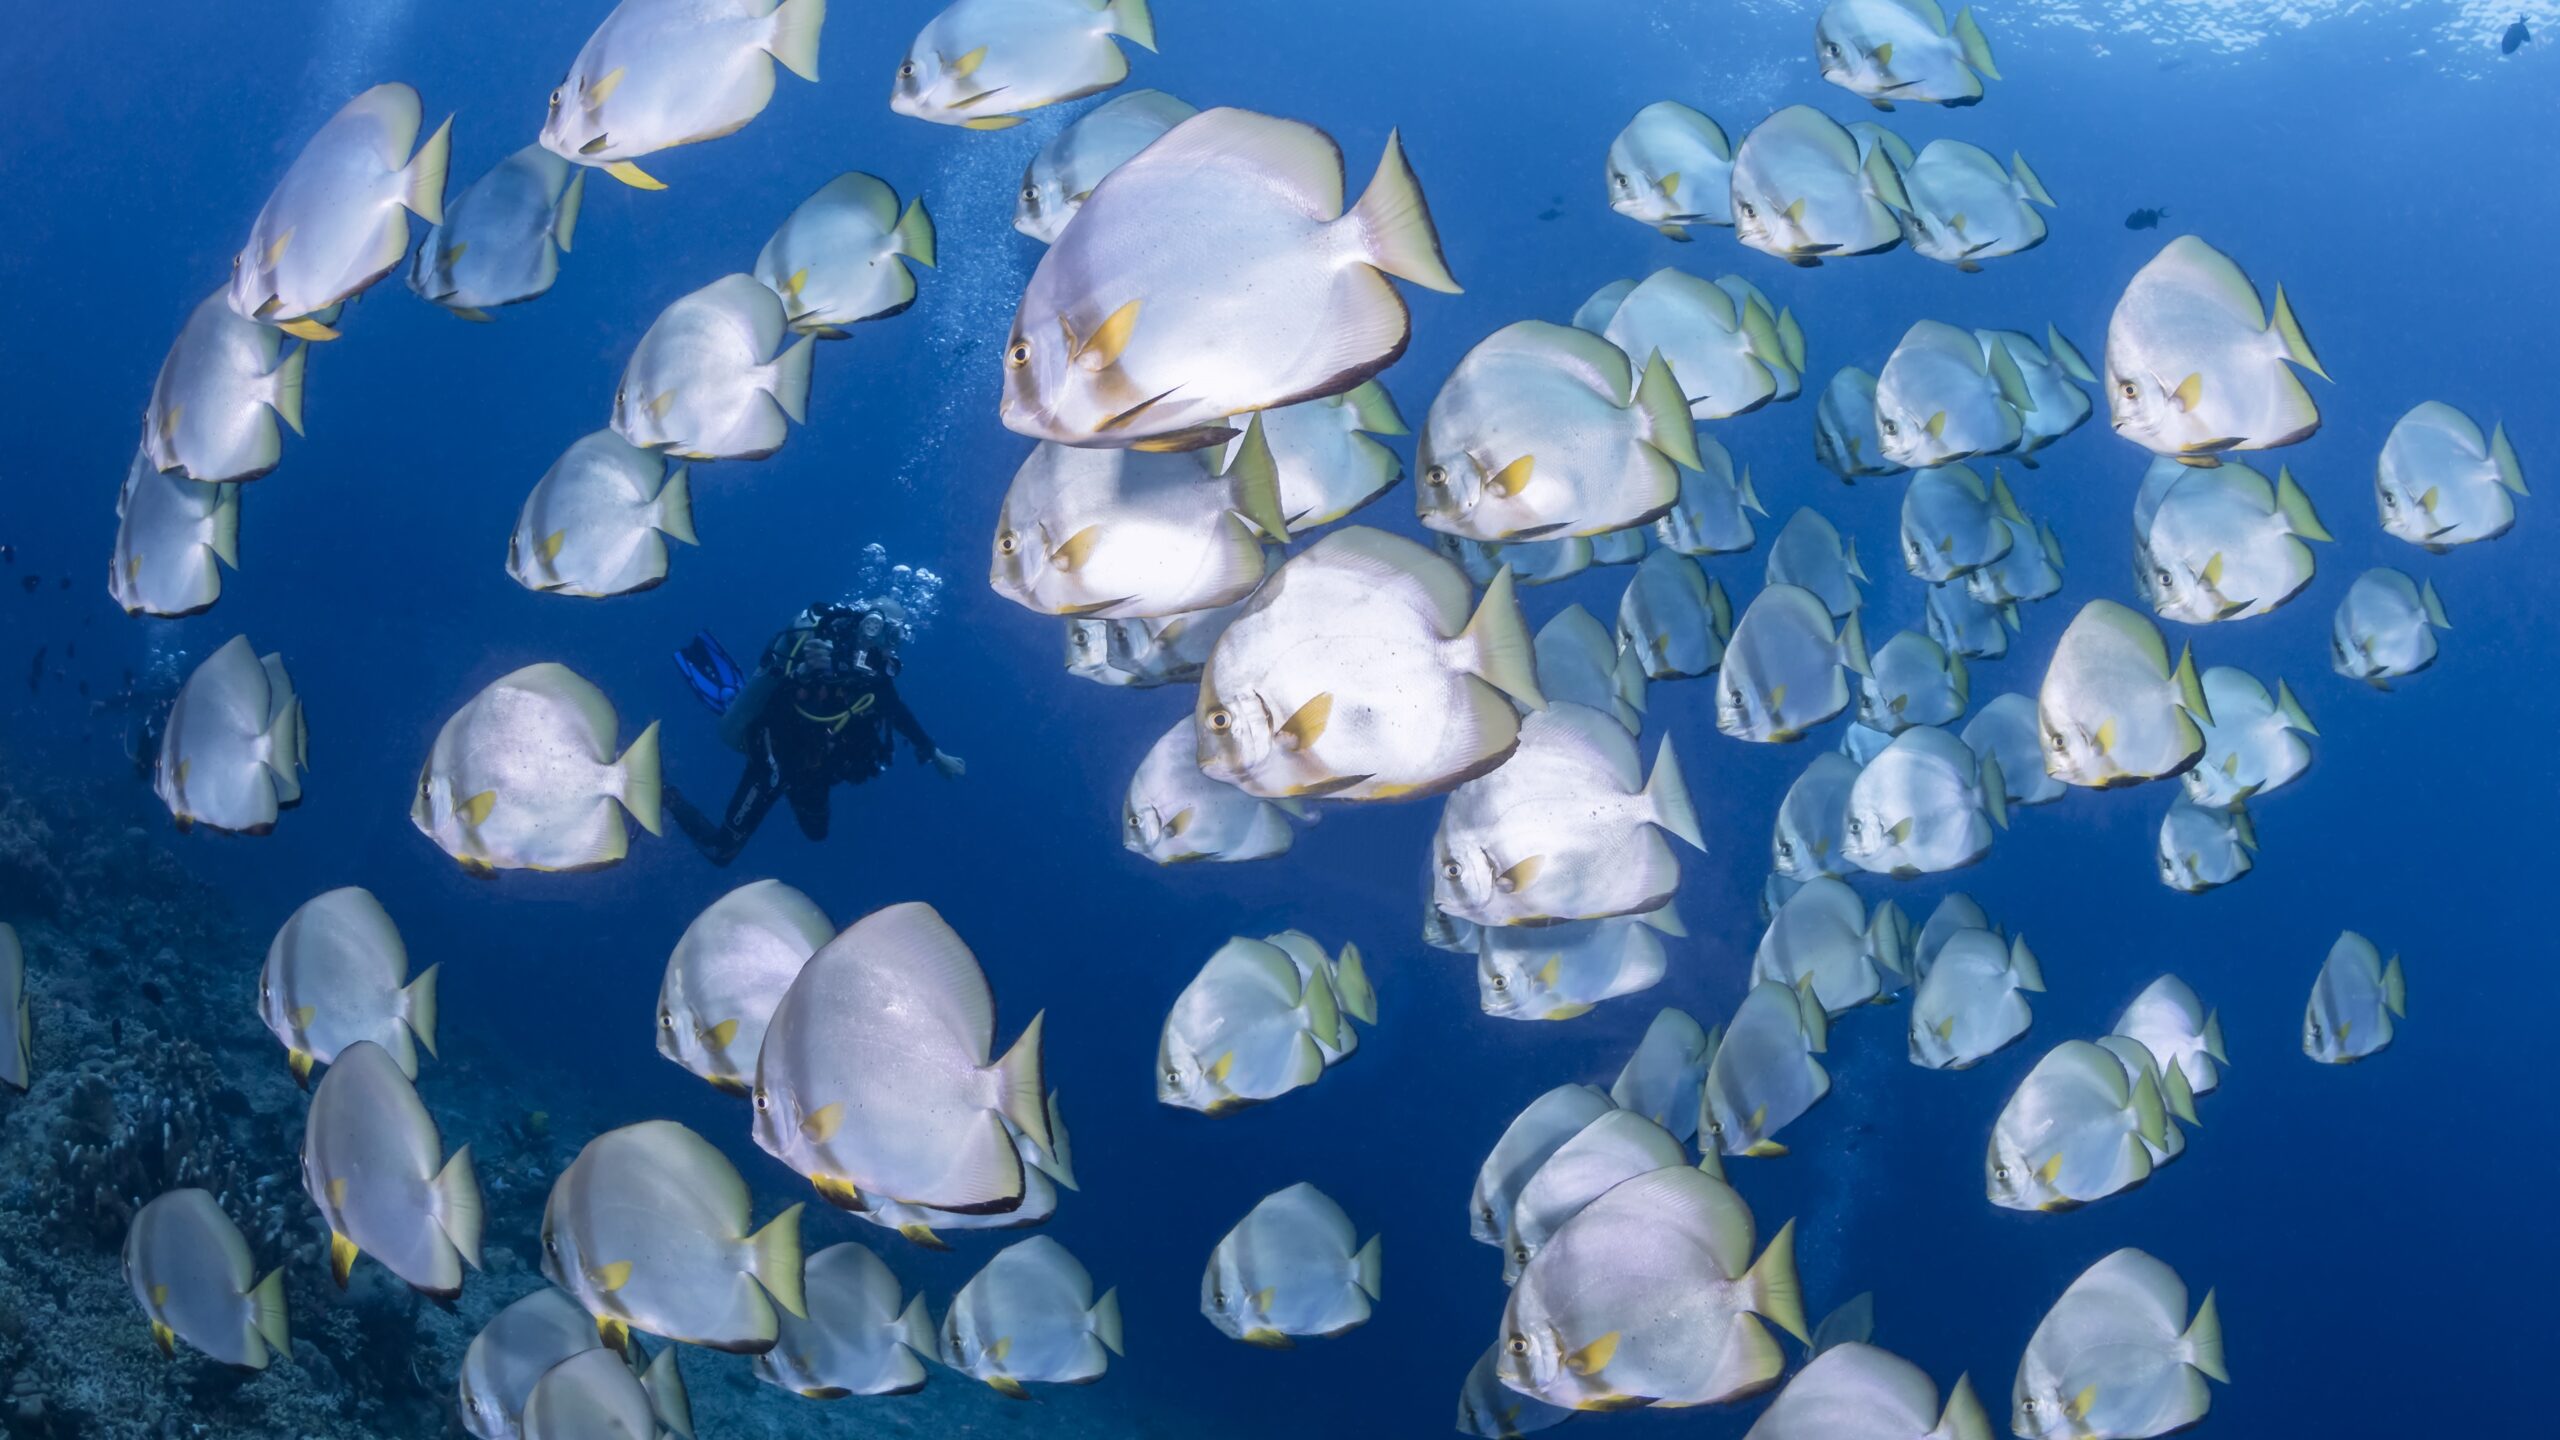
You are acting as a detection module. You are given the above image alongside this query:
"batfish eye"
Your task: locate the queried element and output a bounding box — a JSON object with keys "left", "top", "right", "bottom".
{"left": 1708, "top": 1119, "right": 1722, "bottom": 1135}
{"left": 2119, "top": 381, "right": 2139, "bottom": 401}
{"left": 1996, "top": 1165, "right": 2011, "bottom": 1181}
{"left": 1441, "top": 861, "right": 1461, "bottom": 881}
{"left": 1490, "top": 974, "right": 1508, "bottom": 991}
{"left": 2049, "top": 731, "right": 2068, "bottom": 753}
{"left": 1826, "top": 42, "right": 1841, "bottom": 57}
{"left": 1214, "top": 1289, "right": 1226, "bottom": 1306}
{"left": 2023, "top": 1398, "right": 2038, "bottom": 1414}
{"left": 1206, "top": 709, "right": 1233, "bottom": 732}
{"left": 2381, "top": 491, "right": 2397, "bottom": 508}
{"left": 898, "top": 60, "right": 917, "bottom": 78}
{"left": 1164, "top": 1067, "right": 1181, "bottom": 1086}
{"left": 549, "top": 88, "right": 561, "bottom": 108}
{"left": 1512, "top": 1246, "right": 1528, "bottom": 1265}
{"left": 658, "top": 1010, "right": 673, "bottom": 1030}
{"left": 1425, "top": 465, "right": 1449, "bottom": 487}
{"left": 1739, "top": 200, "right": 1755, "bottom": 218}
{"left": 1507, "top": 1336, "right": 1529, "bottom": 1357}
{"left": 1022, "top": 185, "right": 1039, "bottom": 203}
{"left": 1848, "top": 818, "right": 1863, "bottom": 834}
{"left": 752, "top": 1088, "right": 770, "bottom": 1111}
{"left": 997, "top": 532, "right": 1018, "bottom": 556}
{"left": 1006, "top": 341, "right": 1031, "bottom": 367}
{"left": 1881, "top": 418, "right": 1898, "bottom": 435}
{"left": 1777, "top": 840, "right": 1794, "bottom": 859}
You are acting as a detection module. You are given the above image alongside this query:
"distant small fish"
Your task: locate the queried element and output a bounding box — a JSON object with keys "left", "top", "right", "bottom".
{"left": 1537, "top": 206, "right": 1561, "bottom": 221}
{"left": 2503, "top": 18, "right": 2530, "bottom": 54}
{"left": 19, "top": 576, "right": 37, "bottom": 594}
{"left": 2124, "top": 207, "right": 2167, "bottom": 229}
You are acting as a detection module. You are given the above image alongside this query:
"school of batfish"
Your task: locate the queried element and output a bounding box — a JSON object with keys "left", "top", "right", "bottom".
{"left": 72, "top": 0, "right": 2507, "bottom": 1433}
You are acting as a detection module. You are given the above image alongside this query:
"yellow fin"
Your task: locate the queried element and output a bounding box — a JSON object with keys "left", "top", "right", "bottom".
{"left": 2036, "top": 1153, "right": 2064, "bottom": 1184}
{"left": 288, "top": 1049, "right": 313, "bottom": 1085}
{"left": 1926, "top": 410, "right": 1948, "bottom": 439}
{"left": 540, "top": 530, "right": 567, "bottom": 563}
{"left": 1078, "top": 299, "right": 1142, "bottom": 368}
{"left": 813, "top": 1174, "right": 865, "bottom": 1210}
{"left": 989, "top": 1337, "right": 1013, "bottom": 1362}
{"left": 962, "top": 116, "right": 1025, "bottom": 131}
{"left": 264, "top": 229, "right": 293, "bottom": 266}
{"left": 586, "top": 67, "right": 626, "bottom": 105}
{"left": 1251, "top": 1286, "right": 1277, "bottom": 1314}
{"left": 462, "top": 791, "right": 498, "bottom": 827}
{"left": 2171, "top": 373, "right": 2204, "bottom": 411}
{"left": 1565, "top": 1331, "right": 1620, "bottom": 1377}
{"left": 1657, "top": 171, "right": 1680, "bottom": 195}
{"left": 1207, "top": 1051, "right": 1235, "bottom": 1083}
{"left": 2068, "top": 1384, "right": 2099, "bottom": 1421}
{"left": 605, "top": 161, "right": 665, "bottom": 191}
{"left": 277, "top": 317, "right": 340, "bottom": 342}
{"left": 801, "top": 1102, "right": 844, "bottom": 1142}
{"left": 151, "top": 1319, "right": 176, "bottom": 1356}
{"left": 1050, "top": 524, "right": 1102, "bottom": 572}
{"left": 1488, "top": 453, "right": 1536, "bottom": 497}
{"left": 592, "top": 1260, "right": 633, "bottom": 1293}
{"left": 327, "top": 1177, "right": 348, "bottom": 1208}
{"left": 648, "top": 390, "right": 677, "bottom": 422}
{"left": 329, "top": 1232, "right": 359, "bottom": 1288}
{"left": 2093, "top": 718, "right": 2117, "bottom": 754}
{"left": 781, "top": 267, "right": 808, "bottom": 300}
{"left": 1165, "top": 805, "right": 1195, "bottom": 836}
{"left": 441, "top": 241, "right": 468, "bottom": 265}
{"left": 1496, "top": 854, "right": 1545, "bottom": 895}
{"left": 290, "top": 1004, "right": 317, "bottom": 1028}
{"left": 1243, "top": 1327, "right": 1295, "bottom": 1348}
{"left": 1537, "top": 953, "right": 1562, "bottom": 987}
{"left": 1784, "top": 198, "right": 1807, "bottom": 223}
{"left": 950, "top": 45, "right": 987, "bottom": 77}
{"left": 1279, "top": 693, "right": 1332, "bottom": 751}
{"left": 1875, "top": 40, "right": 1895, "bottom": 65}
{"left": 987, "top": 1376, "right": 1031, "bottom": 1400}
{"left": 898, "top": 1223, "right": 949, "bottom": 1250}
{"left": 705, "top": 1017, "right": 740, "bottom": 1051}
{"left": 597, "top": 1316, "right": 630, "bottom": 1354}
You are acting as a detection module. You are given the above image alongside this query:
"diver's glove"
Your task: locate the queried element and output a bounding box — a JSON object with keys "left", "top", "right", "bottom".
{"left": 929, "top": 750, "right": 966, "bottom": 779}
{"left": 789, "top": 635, "right": 835, "bottom": 680}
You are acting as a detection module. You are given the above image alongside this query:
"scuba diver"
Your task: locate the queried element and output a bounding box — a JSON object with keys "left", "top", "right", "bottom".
{"left": 666, "top": 598, "right": 964, "bottom": 865}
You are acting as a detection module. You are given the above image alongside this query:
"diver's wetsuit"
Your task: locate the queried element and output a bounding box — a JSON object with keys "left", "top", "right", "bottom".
{"left": 668, "top": 618, "right": 939, "bottom": 865}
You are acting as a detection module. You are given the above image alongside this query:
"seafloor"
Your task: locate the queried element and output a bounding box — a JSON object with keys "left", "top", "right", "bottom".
{"left": 0, "top": 758, "right": 1171, "bottom": 1439}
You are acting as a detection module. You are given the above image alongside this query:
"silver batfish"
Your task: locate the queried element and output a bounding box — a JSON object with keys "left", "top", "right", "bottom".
{"left": 2013, "top": 1249, "right": 2225, "bottom": 1440}
{"left": 1616, "top": 548, "right": 1732, "bottom": 680}
{"left": 1730, "top": 105, "right": 1909, "bottom": 265}
{"left": 1202, "top": 1182, "right": 1380, "bottom": 1344}
{"left": 1857, "top": 627, "right": 1968, "bottom": 734}
{"left": 1197, "top": 527, "right": 1544, "bottom": 801}
{"left": 755, "top": 171, "right": 937, "bottom": 335}
{"left": 508, "top": 431, "right": 697, "bottom": 598}
{"left": 752, "top": 902, "right": 1049, "bottom": 1212}
{"left": 2110, "top": 975, "right": 2225, "bottom": 1101}
{"left": 1002, "top": 107, "right": 1460, "bottom": 449}
{"left": 891, "top": 0, "right": 1156, "bottom": 130}
{"left": 2037, "top": 601, "right": 2210, "bottom": 787}
{"left": 1814, "top": 367, "right": 1904, "bottom": 481}
{"left": 1899, "top": 141, "right": 2051, "bottom": 269}
{"left": 611, "top": 274, "right": 815, "bottom": 461}
{"left": 1497, "top": 1165, "right": 1806, "bottom": 1409}
{"left": 2376, "top": 400, "right": 2527, "bottom": 549}
{"left": 1816, "top": 0, "right": 2002, "bottom": 108}
{"left": 1472, "top": 1084, "right": 1615, "bottom": 1251}
{"left": 228, "top": 84, "right": 452, "bottom": 336}
{"left": 657, "top": 879, "right": 834, "bottom": 1094}
{"left": 2330, "top": 568, "right": 2447, "bottom": 685}
{"left": 940, "top": 1236, "right": 1121, "bottom": 1396}
{"left": 1766, "top": 507, "right": 1868, "bottom": 616}
{"left": 1655, "top": 433, "right": 1764, "bottom": 555}
{"left": 411, "top": 663, "right": 661, "bottom": 872}
{"left": 155, "top": 636, "right": 305, "bottom": 835}
{"left": 539, "top": 0, "right": 826, "bottom": 189}
{"left": 1016, "top": 89, "right": 1197, "bottom": 243}
{"left": 1746, "top": 1341, "right": 1992, "bottom": 1440}
{"left": 112, "top": 449, "right": 241, "bottom": 619}
{"left": 991, "top": 417, "right": 1284, "bottom": 619}
{"left": 145, "top": 289, "right": 307, "bottom": 481}
{"left": 1607, "top": 101, "right": 1736, "bottom": 240}
{"left": 1418, "top": 321, "right": 1699, "bottom": 540}
{"left": 259, "top": 885, "right": 437, "bottom": 1083}
{"left": 1773, "top": 751, "right": 1861, "bottom": 882}
{"left": 1908, "top": 928, "right": 2040, "bottom": 1069}
{"left": 303, "top": 1040, "right": 481, "bottom": 1298}
{"left": 2105, "top": 235, "right": 2326, "bottom": 464}
{"left": 1986, "top": 1039, "right": 2167, "bottom": 1211}
{"left": 1504, "top": 1109, "right": 1694, "bottom": 1282}
{"left": 1841, "top": 725, "right": 2005, "bottom": 876}
{"left": 410, "top": 146, "right": 586, "bottom": 320}
{"left": 1124, "top": 715, "right": 1303, "bottom": 864}
{"left": 1699, "top": 979, "right": 1832, "bottom": 1158}
{"left": 1874, "top": 323, "right": 2029, "bottom": 468}
{"left": 1718, "top": 585, "right": 1869, "bottom": 742}
{"left": 458, "top": 1288, "right": 622, "bottom": 1439}
{"left": 2304, "top": 930, "right": 2403, "bottom": 1064}
{"left": 124, "top": 1189, "right": 288, "bottom": 1370}
{"left": 2183, "top": 668, "right": 2313, "bottom": 807}
{"left": 754, "top": 1243, "right": 934, "bottom": 1398}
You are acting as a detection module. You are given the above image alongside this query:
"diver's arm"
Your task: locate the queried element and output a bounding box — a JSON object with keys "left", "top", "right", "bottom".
{"left": 881, "top": 684, "right": 965, "bottom": 777}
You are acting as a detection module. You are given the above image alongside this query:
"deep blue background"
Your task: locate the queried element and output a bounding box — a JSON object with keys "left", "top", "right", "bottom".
{"left": 4, "top": 1, "right": 2554, "bottom": 1435}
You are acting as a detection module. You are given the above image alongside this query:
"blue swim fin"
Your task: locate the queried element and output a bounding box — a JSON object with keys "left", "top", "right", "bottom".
{"left": 675, "top": 631, "right": 745, "bottom": 715}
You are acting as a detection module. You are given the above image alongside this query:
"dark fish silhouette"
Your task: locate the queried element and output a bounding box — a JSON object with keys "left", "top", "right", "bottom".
{"left": 2505, "top": 19, "right": 2531, "bottom": 54}
{"left": 16, "top": 576, "right": 35, "bottom": 594}
{"left": 2125, "top": 207, "right": 2168, "bottom": 230}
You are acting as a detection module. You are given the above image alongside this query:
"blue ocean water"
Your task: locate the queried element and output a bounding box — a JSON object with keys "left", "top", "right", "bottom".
{"left": 3, "top": 0, "right": 2554, "bottom": 1436}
